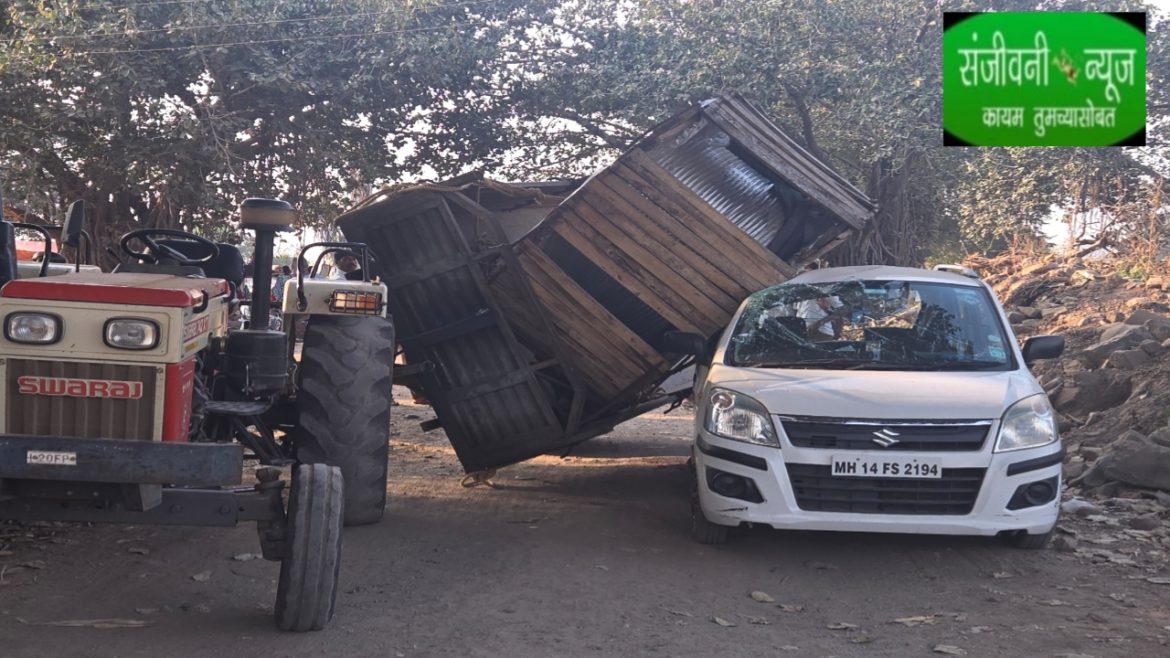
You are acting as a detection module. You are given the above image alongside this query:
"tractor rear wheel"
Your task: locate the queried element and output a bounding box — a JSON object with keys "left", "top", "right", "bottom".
{"left": 275, "top": 463, "right": 344, "bottom": 632}
{"left": 296, "top": 315, "right": 395, "bottom": 526}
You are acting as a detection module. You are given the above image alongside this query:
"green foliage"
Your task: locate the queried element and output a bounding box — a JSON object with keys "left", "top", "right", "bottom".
{"left": 0, "top": 0, "right": 561, "bottom": 261}
{"left": 1, "top": 0, "right": 1168, "bottom": 270}
{"left": 1116, "top": 259, "right": 1151, "bottom": 281}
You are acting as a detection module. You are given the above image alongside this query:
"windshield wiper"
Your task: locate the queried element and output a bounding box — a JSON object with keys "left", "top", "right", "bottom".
{"left": 922, "top": 359, "right": 1007, "bottom": 371}
{"left": 744, "top": 359, "right": 874, "bottom": 370}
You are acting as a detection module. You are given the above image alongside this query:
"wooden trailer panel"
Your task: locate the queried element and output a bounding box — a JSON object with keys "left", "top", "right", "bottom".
{"left": 338, "top": 94, "right": 875, "bottom": 472}
{"left": 512, "top": 241, "right": 667, "bottom": 397}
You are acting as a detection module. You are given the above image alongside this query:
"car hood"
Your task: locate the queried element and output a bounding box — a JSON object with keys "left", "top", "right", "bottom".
{"left": 706, "top": 366, "right": 1043, "bottom": 420}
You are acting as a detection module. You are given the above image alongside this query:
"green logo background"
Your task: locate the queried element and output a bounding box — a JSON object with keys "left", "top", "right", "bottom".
{"left": 943, "top": 12, "right": 1146, "bottom": 146}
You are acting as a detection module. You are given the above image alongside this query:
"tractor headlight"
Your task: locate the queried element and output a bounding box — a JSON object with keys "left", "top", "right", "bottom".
{"left": 328, "top": 290, "right": 383, "bottom": 314}
{"left": 5, "top": 313, "right": 61, "bottom": 344}
{"left": 705, "top": 388, "right": 779, "bottom": 447}
{"left": 104, "top": 318, "right": 159, "bottom": 350}
{"left": 995, "top": 394, "right": 1058, "bottom": 452}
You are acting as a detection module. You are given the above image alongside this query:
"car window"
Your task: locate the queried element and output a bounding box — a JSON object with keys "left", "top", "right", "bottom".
{"left": 725, "top": 279, "right": 1015, "bottom": 371}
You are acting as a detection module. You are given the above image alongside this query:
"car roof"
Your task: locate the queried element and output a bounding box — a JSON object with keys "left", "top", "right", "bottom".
{"left": 782, "top": 265, "right": 985, "bottom": 287}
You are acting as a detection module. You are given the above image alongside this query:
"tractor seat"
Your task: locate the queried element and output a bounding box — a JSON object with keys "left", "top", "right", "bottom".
{"left": 202, "top": 243, "right": 245, "bottom": 288}
{"left": 133, "top": 239, "right": 246, "bottom": 287}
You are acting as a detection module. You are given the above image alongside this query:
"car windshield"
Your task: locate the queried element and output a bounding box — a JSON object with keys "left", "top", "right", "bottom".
{"left": 725, "top": 278, "right": 1015, "bottom": 371}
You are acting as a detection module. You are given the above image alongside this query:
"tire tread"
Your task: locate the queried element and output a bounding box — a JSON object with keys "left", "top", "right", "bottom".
{"left": 296, "top": 315, "right": 394, "bottom": 526}
{"left": 276, "top": 463, "right": 344, "bottom": 631}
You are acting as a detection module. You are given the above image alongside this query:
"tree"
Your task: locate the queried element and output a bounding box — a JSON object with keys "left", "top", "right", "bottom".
{"left": 495, "top": 0, "right": 1170, "bottom": 264}
{"left": 4, "top": 0, "right": 1167, "bottom": 271}
{"left": 0, "top": 0, "right": 561, "bottom": 265}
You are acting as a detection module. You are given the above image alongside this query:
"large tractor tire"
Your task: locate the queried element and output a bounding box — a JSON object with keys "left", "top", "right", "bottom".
{"left": 296, "top": 315, "right": 395, "bottom": 526}
{"left": 276, "top": 463, "right": 344, "bottom": 632}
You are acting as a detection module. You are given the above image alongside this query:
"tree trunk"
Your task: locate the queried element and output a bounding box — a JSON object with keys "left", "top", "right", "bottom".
{"left": 833, "top": 151, "right": 922, "bottom": 267}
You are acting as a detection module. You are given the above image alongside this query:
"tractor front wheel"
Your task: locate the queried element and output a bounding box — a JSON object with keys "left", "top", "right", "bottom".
{"left": 275, "top": 463, "right": 344, "bottom": 632}
{"left": 296, "top": 315, "right": 395, "bottom": 526}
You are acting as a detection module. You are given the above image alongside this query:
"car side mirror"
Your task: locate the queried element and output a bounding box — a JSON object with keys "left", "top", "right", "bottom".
{"left": 1022, "top": 335, "right": 1065, "bottom": 365}
{"left": 62, "top": 199, "right": 86, "bottom": 247}
{"left": 661, "top": 330, "right": 706, "bottom": 357}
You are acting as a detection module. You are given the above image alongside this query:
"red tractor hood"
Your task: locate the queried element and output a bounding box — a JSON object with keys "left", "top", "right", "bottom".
{"left": 1, "top": 272, "right": 228, "bottom": 308}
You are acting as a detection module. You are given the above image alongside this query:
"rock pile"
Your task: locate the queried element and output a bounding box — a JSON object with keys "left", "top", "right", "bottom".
{"left": 979, "top": 256, "right": 1170, "bottom": 500}
{"left": 969, "top": 253, "right": 1170, "bottom": 557}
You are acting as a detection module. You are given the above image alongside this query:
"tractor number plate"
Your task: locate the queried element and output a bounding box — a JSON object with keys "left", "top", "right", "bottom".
{"left": 26, "top": 450, "right": 78, "bottom": 466}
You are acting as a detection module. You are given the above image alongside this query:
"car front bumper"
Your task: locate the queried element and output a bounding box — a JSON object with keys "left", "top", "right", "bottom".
{"left": 694, "top": 430, "right": 1062, "bottom": 537}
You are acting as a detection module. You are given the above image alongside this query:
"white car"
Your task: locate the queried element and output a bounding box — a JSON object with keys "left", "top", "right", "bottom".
{"left": 673, "top": 265, "right": 1066, "bottom": 548}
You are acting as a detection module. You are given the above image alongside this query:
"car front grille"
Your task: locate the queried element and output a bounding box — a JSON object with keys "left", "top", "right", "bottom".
{"left": 785, "top": 463, "right": 986, "bottom": 515}
{"left": 781, "top": 418, "right": 991, "bottom": 452}
{"left": 5, "top": 359, "right": 157, "bottom": 440}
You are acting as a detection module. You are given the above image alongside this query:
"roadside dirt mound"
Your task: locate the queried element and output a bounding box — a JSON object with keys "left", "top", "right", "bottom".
{"left": 970, "top": 253, "right": 1170, "bottom": 557}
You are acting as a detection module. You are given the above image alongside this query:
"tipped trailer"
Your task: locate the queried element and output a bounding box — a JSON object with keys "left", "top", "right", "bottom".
{"left": 338, "top": 94, "right": 875, "bottom": 473}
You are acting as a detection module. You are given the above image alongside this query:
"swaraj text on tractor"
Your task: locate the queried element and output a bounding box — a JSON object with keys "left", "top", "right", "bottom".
{"left": 0, "top": 194, "right": 395, "bottom": 631}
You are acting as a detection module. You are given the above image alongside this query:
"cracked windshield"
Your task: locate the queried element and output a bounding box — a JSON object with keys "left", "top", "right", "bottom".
{"left": 728, "top": 280, "right": 1013, "bottom": 370}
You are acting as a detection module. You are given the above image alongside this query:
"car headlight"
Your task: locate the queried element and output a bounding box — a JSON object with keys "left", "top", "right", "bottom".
{"left": 995, "top": 394, "right": 1058, "bottom": 452}
{"left": 5, "top": 312, "right": 61, "bottom": 344}
{"left": 705, "top": 388, "right": 779, "bottom": 447}
{"left": 104, "top": 318, "right": 159, "bottom": 350}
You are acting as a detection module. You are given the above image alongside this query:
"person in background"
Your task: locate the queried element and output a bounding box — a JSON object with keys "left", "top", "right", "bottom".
{"left": 272, "top": 264, "right": 291, "bottom": 305}
{"left": 797, "top": 293, "right": 845, "bottom": 341}
{"left": 330, "top": 250, "right": 361, "bottom": 280}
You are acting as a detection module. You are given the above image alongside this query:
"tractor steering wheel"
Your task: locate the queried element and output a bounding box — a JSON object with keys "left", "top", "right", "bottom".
{"left": 120, "top": 228, "right": 220, "bottom": 266}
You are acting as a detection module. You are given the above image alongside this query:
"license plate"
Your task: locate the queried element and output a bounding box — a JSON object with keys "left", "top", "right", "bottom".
{"left": 26, "top": 450, "right": 78, "bottom": 466}
{"left": 830, "top": 455, "right": 941, "bottom": 479}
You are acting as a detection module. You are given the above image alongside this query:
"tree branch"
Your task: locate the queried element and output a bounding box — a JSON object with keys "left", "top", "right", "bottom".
{"left": 554, "top": 109, "right": 636, "bottom": 150}
{"left": 782, "top": 82, "right": 830, "bottom": 165}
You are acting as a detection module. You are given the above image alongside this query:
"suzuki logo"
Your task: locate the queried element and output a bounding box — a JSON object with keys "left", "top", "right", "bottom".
{"left": 872, "top": 428, "right": 901, "bottom": 448}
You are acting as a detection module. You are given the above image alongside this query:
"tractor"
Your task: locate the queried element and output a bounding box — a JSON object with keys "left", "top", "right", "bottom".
{"left": 0, "top": 190, "right": 395, "bottom": 631}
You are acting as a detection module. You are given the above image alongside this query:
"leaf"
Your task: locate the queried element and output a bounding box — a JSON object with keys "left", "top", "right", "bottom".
{"left": 741, "top": 615, "right": 771, "bottom": 625}
{"left": 191, "top": 571, "right": 212, "bottom": 582}
{"left": 1039, "top": 599, "right": 1069, "bottom": 606}
{"left": 826, "top": 622, "right": 858, "bottom": 630}
{"left": 711, "top": 616, "right": 737, "bottom": 627}
{"left": 18, "top": 617, "right": 153, "bottom": 629}
{"left": 892, "top": 615, "right": 938, "bottom": 626}
{"left": 128, "top": 547, "right": 149, "bottom": 555}
{"left": 778, "top": 604, "right": 805, "bottom": 613}
{"left": 664, "top": 609, "right": 693, "bottom": 617}
{"left": 991, "top": 571, "right": 1012, "bottom": 579}
{"left": 231, "top": 553, "right": 261, "bottom": 562}
{"left": 1146, "top": 576, "right": 1170, "bottom": 585}
{"left": 933, "top": 645, "right": 968, "bottom": 656}
{"left": 750, "top": 591, "right": 775, "bottom": 603}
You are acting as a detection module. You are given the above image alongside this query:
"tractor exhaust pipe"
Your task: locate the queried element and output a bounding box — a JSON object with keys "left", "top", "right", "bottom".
{"left": 239, "top": 198, "right": 295, "bottom": 329}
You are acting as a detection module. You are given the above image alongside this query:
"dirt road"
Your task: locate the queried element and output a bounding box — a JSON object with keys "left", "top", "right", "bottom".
{"left": 2, "top": 395, "right": 1169, "bottom": 657}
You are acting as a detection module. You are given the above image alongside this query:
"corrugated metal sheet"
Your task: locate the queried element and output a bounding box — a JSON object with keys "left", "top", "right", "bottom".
{"left": 648, "top": 122, "right": 789, "bottom": 249}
